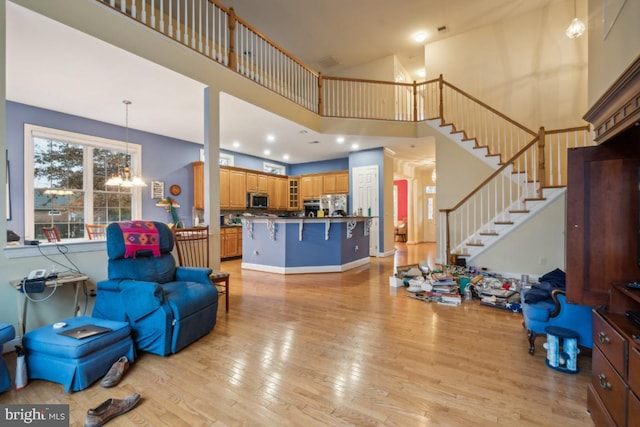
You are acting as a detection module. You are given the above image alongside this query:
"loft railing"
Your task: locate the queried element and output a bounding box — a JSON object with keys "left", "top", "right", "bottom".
{"left": 100, "top": 0, "right": 594, "bottom": 263}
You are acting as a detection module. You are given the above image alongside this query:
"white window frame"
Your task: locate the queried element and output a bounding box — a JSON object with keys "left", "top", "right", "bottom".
{"left": 219, "top": 152, "right": 234, "bottom": 166}
{"left": 23, "top": 124, "right": 143, "bottom": 240}
{"left": 263, "top": 162, "right": 285, "bottom": 175}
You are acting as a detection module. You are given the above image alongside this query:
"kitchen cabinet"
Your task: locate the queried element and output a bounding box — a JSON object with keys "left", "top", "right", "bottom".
{"left": 288, "top": 177, "right": 299, "bottom": 210}
{"left": 246, "top": 172, "right": 268, "bottom": 194}
{"left": 228, "top": 169, "right": 247, "bottom": 209}
{"left": 300, "top": 175, "right": 323, "bottom": 199}
{"left": 267, "top": 176, "right": 288, "bottom": 210}
{"left": 219, "top": 168, "right": 230, "bottom": 208}
{"left": 323, "top": 171, "right": 349, "bottom": 194}
{"left": 220, "top": 167, "right": 246, "bottom": 209}
{"left": 220, "top": 226, "right": 242, "bottom": 258}
{"left": 192, "top": 161, "right": 204, "bottom": 210}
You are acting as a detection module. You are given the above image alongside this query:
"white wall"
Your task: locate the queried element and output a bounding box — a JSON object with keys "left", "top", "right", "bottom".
{"left": 425, "top": 0, "right": 588, "bottom": 130}
{"left": 587, "top": 0, "right": 640, "bottom": 106}
{"left": 472, "top": 194, "right": 566, "bottom": 278}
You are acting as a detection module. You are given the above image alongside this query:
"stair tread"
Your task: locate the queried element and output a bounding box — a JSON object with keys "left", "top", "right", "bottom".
{"left": 466, "top": 242, "right": 485, "bottom": 247}
{"left": 494, "top": 221, "right": 514, "bottom": 225}
{"left": 509, "top": 210, "right": 530, "bottom": 214}
{"left": 479, "top": 232, "right": 499, "bottom": 236}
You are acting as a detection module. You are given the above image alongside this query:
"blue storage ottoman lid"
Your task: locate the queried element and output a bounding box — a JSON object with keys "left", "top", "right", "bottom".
{"left": 23, "top": 316, "right": 131, "bottom": 359}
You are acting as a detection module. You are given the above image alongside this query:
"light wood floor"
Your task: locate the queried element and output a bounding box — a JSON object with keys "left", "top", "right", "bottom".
{"left": 1, "top": 243, "right": 594, "bottom": 426}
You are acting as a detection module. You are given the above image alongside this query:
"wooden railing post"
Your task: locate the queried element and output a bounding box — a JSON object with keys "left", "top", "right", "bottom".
{"left": 413, "top": 81, "right": 418, "bottom": 122}
{"left": 318, "top": 73, "right": 324, "bottom": 116}
{"left": 228, "top": 7, "right": 237, "bottom": 70}
{"left": 537, "top": 126, "right": 546, "bottom": 197}
{"left": 445, "top": 210, "right": 451, "bottom": 264}
{"left": 438, "top": 74, "right": 444, "bottom": 125}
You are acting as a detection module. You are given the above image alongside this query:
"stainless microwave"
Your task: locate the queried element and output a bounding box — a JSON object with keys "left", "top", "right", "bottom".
{"left": 247, "top": 193, "right": 269, "bottom": 209}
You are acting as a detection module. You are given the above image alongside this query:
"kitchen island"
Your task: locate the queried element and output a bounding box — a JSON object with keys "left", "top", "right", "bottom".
{"left": 241, "top": 217, "right": 372, "bottom": 274}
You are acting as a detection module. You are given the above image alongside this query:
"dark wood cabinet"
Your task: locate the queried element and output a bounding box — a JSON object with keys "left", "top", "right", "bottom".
{"left": 571, "top": 56, "right": 640, "bottom": 426}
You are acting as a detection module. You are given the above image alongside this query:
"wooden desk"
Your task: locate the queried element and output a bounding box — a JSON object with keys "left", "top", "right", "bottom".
{"left": 9, "top": 273, "right": 89, "bottom": 336}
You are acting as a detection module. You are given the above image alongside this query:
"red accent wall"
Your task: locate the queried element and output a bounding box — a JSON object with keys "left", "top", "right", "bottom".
{"left": 394, "top": 179, "right": 408, "bottom": 221}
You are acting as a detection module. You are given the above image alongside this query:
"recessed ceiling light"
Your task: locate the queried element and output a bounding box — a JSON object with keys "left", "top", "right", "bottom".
{"left": 232, "top": 141, "right": 240, "bottom": 147}
{"left": 351, "top": 143, "right": 359, "bottom": 150}
{"left": 283, "top": 154, "right": 290, "bottom": 160}
{"left": 263, "top": 149, "right": 271, "bottom": 155}
{"left": 337, "top": 136, "right": 345, "bottom": 144}
{"left": 414, "top": 32, "right": 427, "bottom": 43}
{"left": 266, "top": 134, "right": 275, "bottom": 142}
{"left": 417, "top": 69, "right": 426, "bottom": 78}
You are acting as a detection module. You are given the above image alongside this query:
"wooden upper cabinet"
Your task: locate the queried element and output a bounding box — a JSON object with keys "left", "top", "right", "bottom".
{"left": 300, "top": 175, "right": 323, "bottom": 199}
{"left": 192, "top": 161, "right": 204, "bottom": 210}
{"left": 324, "top": 171, "right": 349, "bottom": 194}
{"left": 219, "top": 168, "right": 230, "bottom": 208}
{"left": 288, "top": 177, "right": 299, "bottom": 210}
{"left": 267, "top": 176, "right": 288, "bottom": 209}
{"left": 246, "top": 172, "right": 268, "bottom": 194}
{"left": 228, "top": 169, "right": 247, "bottom": 209}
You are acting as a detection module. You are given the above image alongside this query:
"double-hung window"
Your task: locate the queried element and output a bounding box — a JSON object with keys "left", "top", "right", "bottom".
{"left": 24, "top": 124, "right": 143, "bottom": 241}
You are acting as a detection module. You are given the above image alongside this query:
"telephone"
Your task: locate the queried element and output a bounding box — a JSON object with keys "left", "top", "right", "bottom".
{"left": 27, "top": 269, "right": 47, "bottom": 280}
{"left": 21, "top": 269, "right": 47, "bottom": 293}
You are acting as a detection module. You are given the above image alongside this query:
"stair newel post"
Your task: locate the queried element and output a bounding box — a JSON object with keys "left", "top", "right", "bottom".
{"left": 413, "top": 81, "right": 418, "bottom": 122}
{"left": 537, "top": 126, "right": 546, "bottom": 198}
{"left": 228, "top": 7, "right": 237, "bottom": 71}
{"left": 438, "top": 74, "right": 444, "bottom": 125}
{"left": 318, "top": 73, "right": 324, "bottom": 116}
{"left": 445, "top": 209, "right": 452, "bottom": 265}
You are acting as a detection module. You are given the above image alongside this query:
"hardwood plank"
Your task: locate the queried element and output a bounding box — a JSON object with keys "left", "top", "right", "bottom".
{"left": 1, "top": 243, "right": 593, "bottom": 426}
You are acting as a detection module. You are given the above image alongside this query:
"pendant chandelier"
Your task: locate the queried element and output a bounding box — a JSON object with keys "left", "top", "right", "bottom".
{"left": 106, "top": 100, "right": 147, "bottom": 187}
{"left": 565, "top": 0, "right": 585, "bottom": 39}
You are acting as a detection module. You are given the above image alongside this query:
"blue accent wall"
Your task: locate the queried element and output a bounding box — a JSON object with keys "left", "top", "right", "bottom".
{"left": 289, "top": 158, "right": 349, "bottom": 175}
{"left": 6, "top": 101, "right": 202, "bottom": 237}
{"left": 220, "top": 149, "right": 290, "bottom": 174}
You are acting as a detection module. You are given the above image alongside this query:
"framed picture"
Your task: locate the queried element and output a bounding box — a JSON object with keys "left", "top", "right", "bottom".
{"left": 151, "top": 180, "right": 164, "bottom": 199}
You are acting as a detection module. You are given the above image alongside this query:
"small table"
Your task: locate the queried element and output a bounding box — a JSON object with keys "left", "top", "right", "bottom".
{"left": 9, "top": 273, "right": 89, "bottom": 336}
{"left": 543, "top": 326, "right": 580, "bottom": 374}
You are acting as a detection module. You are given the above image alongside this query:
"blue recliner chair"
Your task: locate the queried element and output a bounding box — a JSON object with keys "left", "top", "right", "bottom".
{"left": 1, "top": 323, "right": 16, "bottom": 392}
{"left": 521, "top": 288, "right": 593, "bottom": 355}
{"left": 93, "top": 221, "right": 218, "bottom": 356}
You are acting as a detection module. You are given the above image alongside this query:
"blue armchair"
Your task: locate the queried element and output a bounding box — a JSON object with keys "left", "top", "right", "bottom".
{"left": 93, "top": 221, "right": 218, "bottom": 356}
{"left": 521, "top": 288, "right": 593, "bottom": 355}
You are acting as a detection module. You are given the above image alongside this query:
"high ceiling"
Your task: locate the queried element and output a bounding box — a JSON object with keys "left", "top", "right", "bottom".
{"left": 6, "top": 0, "right": 556, "bottom": 166}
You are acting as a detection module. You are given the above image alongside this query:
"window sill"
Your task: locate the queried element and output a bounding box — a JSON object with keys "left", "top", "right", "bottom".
{"left": 4, "top": 241, "right": 105, "bottom": 259}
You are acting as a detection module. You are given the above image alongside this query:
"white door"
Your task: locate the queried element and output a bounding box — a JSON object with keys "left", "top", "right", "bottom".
{"left": 352, "top": 165, "right": 379, "bottom": 256}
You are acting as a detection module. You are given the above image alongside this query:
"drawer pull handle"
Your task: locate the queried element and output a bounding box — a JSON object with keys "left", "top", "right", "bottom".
{"left": 598, "top": 374, "right": 612, "bottom": 390}
{"left": 598, "top": 332, "right": 610, "bottom": 344}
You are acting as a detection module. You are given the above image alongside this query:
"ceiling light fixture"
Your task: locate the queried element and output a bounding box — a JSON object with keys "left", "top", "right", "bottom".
{"left": 565, "top": 0, "right": 585, "bottom": 39}
{"left": 351, "top": 143, "right": 359, "bottom": 150}
{"left": 106, "top": 100, "right": 147, "bottom": 187}
{"left": 414, "top": 32, "right": 427, "bottom": 43}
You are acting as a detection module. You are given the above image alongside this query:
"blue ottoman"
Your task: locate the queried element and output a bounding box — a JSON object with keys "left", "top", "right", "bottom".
{"left": 23, "top": 316, "right": 135, "bottom": 392}
{"left": 1, "top": 323, "right": 16, "bottom": 392}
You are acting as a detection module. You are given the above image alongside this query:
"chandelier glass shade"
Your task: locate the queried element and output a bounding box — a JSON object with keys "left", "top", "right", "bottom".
{"left": 106, "top": 100, "right": 147, "bottom": 187}
{"left": 565, "top": 1, "right": 585, "bottom": 39}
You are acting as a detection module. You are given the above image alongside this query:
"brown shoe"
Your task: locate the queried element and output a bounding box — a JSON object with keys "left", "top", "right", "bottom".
{"left": 100, "top": 356, "right": 129, "bottom": 388}
{"left": 84, "top": 393, "right": 141, "bottom": 427}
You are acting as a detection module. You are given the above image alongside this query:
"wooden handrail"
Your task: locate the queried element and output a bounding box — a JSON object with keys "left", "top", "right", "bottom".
{"left": 441, "top": 135, "right": 540, "bottom": 214}
{"left": 323, "top": 75, "right": 414, "bottom": 87}
{"left": 442, "top": 80, "right": 537, "bottom": 137}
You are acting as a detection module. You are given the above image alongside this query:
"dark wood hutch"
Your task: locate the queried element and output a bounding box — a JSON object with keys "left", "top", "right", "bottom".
{"left": 567, "top": 55, "right": 640, "bottom": 426}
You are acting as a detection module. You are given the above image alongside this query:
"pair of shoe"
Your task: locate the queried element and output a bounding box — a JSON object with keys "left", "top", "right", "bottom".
{"left": 100, "top": 356, "right": 129, "bottom": 388}
{"left": 84, "top": 393, "right": 141, "bottom": 427}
